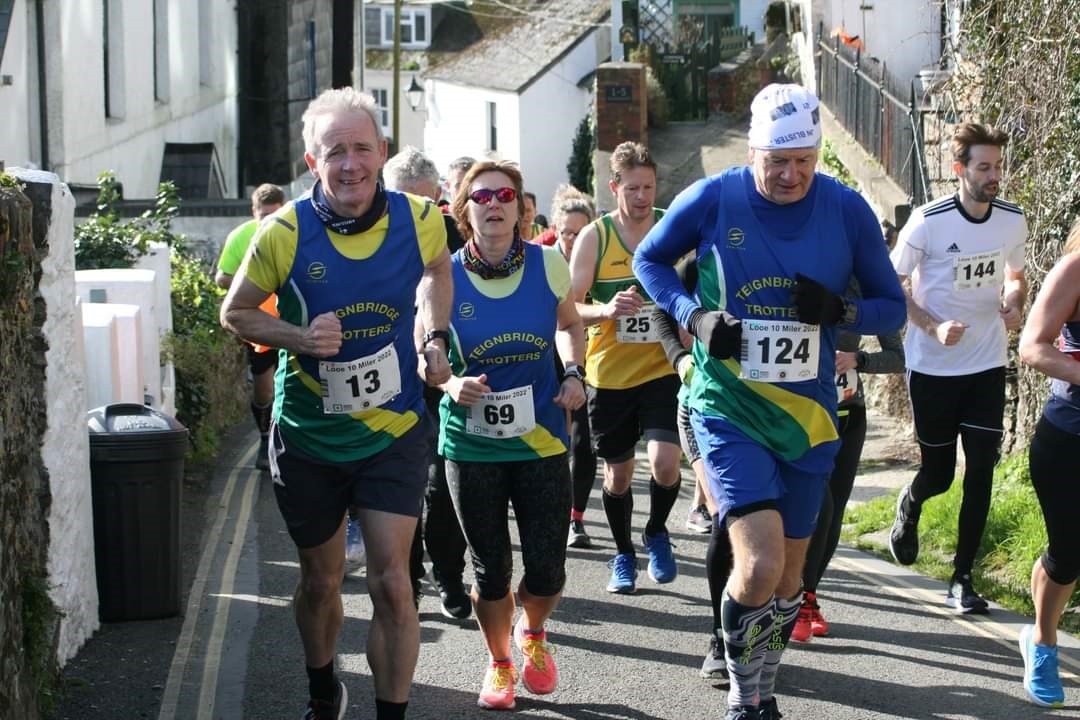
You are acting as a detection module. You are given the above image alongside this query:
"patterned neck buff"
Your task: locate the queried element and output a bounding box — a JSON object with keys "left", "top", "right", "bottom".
{"left": 310, "top": 180, "right": 388, "bottom": 235}
{"left": 461, "top": 231, "right": 526, "bottom": 280}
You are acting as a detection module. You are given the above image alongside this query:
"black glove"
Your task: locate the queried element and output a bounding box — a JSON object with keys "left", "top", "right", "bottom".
{"left": 688, "top": 308, "right": 743, "bottom": 360}
{"left": 792, "top": 273, "right": 845, "bottom": 326}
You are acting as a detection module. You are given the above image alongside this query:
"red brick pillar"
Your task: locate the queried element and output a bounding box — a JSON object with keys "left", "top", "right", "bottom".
{"left": 594, "top": 63, "right": 647, "bottom": 212}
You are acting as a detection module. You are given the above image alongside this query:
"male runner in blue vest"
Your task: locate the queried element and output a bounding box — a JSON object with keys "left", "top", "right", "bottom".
{"left": 633, "top": 84, "right": 905, "bottom": 720}
{"left": 221, "top": 87, "right": 451, "bottom": 720}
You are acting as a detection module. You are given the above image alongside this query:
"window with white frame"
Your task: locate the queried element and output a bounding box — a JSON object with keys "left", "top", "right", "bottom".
{"left": 372, "top": 88, "right": 390, "bottom": 133}
{"left": 380, "top": 6, "right": 430, "bottom": 48}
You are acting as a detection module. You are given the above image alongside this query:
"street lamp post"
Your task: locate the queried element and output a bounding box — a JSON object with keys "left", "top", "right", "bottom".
{"left": 406, "top": 75, "right": 424, "bottom": 112}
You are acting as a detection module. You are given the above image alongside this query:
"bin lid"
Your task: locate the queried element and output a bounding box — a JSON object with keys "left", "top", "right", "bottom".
{"left": 87, "top": 403, "right": 187, "bottom": 435}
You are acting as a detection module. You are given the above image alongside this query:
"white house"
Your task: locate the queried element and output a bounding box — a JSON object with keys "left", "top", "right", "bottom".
{"left": 818, "top": 0, "right": 950, "bottom": 92}
{"left": 0, "top": 0, "right": 239, "bottom": 198}
{"left": 421, "top": 0, "right": 611, "bottom": 217}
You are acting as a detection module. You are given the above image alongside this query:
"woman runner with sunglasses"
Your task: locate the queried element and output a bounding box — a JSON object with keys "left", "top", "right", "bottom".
{"left": 419, "top": 160, "right": 587, "bottom": 710}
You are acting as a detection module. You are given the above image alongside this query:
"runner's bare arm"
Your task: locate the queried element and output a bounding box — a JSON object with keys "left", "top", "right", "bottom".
{"left": 221, "top": 276, "right": 341, "bottom": 358}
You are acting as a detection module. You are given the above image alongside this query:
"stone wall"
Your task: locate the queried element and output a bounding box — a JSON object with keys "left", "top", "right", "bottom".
{"left": 707, "top": 47, "right": 772, "bottom": 116}
{"left": 0, "top": 178, "right": 58, "bottom": 720}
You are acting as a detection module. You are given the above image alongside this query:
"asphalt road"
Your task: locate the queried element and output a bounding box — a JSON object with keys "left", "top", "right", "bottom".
{"left": 55, "top": 418, "right": 1080, "bottom": 720}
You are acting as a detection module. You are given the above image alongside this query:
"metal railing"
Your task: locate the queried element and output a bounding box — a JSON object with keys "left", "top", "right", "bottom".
{"left": 815, "top": 30, "right": 936, "bottom": 207}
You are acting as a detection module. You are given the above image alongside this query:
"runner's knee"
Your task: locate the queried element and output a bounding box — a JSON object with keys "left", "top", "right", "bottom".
{"left": 1041, "top": 551, "right": 1080, "bottom": 587}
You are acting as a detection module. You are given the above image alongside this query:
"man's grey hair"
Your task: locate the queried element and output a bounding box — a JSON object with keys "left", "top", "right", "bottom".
{"left": 301, "top": 87, "right": 384, "bottom": 156}
{"left": 383, "top": 146, "right": 441, "bottom": 193}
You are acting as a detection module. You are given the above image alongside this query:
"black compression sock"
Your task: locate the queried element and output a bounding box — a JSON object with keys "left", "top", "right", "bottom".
{"left": 306, "top": 659, "right": 336, "bottom": 703}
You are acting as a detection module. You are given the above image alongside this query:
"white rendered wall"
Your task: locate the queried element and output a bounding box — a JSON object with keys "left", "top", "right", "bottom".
{"left": 82, "top": 303, "right": 144, "bottom": 405}
{"left": 14, "top": 170, "right": 101, "bottom": 663}
{"left": 821, "top": 0, "right": 942, "bottom": 89}
{"left": 517, "top": 32, "right": 602, "bottom": 219}
{"left": 424, "top": 83, "right": 520, "bottom": 187}
{"left": 133, "top": 242, "right": 175, "bottom": 415}
{"left": 48, "top": 0, "right": 238, "bottom": 196}
{"left": 0, "top": 0, "right": 34, "bottom": 169}
{"left": 80, "top": 304, "right": 127, "bottom": 409}
{"left": 75, "top": 269, "right": 161, "bottom": 408}
{"left": 362, "top": 68, "right": 427, "bottom": 152}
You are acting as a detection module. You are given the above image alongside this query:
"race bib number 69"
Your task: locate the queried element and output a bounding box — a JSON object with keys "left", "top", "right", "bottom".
{"left": 465, "top": 385, "right": 536, "bottom": 438}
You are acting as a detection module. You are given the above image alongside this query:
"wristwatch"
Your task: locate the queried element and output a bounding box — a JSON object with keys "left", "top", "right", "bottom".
{"left": 422, "top": 329, "right": 451, "bottom": 351}
{"left": 563, "top": 364, "right": 586, "bottom": 384}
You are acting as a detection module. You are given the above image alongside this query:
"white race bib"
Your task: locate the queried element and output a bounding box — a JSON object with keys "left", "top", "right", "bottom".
{"left": 465, "top": 384, "right": 536, "bottom": 438}
{"left": 953, "top": 248, "right": 1004, "bottom": 291}
{"left": 319, "top": 344, "right": 402, "bottom": 414}
{"left": 616, "top": 305, "right": 660, "bottom": 343}
{"left": 835, "top": 367, "right": 858, "bottom": 403}
{"left": 739, "top": 320, "right": 820, "bottom": 383}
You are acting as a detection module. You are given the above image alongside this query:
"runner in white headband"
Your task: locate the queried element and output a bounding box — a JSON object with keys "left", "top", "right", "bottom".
{"left": 748, "top": 83, "right": 822, "bottom": 150}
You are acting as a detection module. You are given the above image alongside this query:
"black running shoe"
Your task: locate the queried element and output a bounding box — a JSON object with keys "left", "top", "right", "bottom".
{"left": 567, "top": 519, "right": 592, "bottom": 548}
{"left": 725, "top": 706, "right": 760, "bottom": 720}
{"left": 439, "top": 580, "right": 472, "bottom": 620}
{"left": 700, "top": 628, "right": 728, "bottom": 680}
{"left": 302, "top": 680, "right": 346, "bottom": 720}
{"left": 946, "top": 573, "right": 989, "bottom": 614}
{"left": 759, "top": 697, "right": 783, "bottom": 720}
{"left": 888, "top": 484, "right": 921, "bottom": 566}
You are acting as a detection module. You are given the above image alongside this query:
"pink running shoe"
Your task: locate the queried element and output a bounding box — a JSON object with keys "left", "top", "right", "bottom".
{"left": 477, "top": 661, "right": 518, "bottom": 710}
{"left": 514, "top": 618, "right": 559, "bottom": 694}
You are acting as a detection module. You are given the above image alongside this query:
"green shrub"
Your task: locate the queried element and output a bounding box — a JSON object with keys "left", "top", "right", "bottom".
{"left": 164, "top": 251, "right": 246, "bottom": 463}
{"left": 567, "top": 114, "right": 595, "bottom": 195}
{"left": 23, "top": 573, "right": 59, "bottom": 715}
{"left": 845, "top": 448, "right": 1080, "bottom": 632}
{"left": 74, "top": 172, "right": 181, "bottom": 270}
{"left": 819, "top": 138, "right": 860, "bottom": 190}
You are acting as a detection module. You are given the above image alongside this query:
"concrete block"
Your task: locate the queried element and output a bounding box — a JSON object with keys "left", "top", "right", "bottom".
{"left": 75, "top": 269, "right": 161, "bottom": 407}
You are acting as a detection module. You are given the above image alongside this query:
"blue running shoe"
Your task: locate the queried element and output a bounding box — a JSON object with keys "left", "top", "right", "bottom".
{"left": 606, "top": 553, "right": 638, "bottom": 594}
{"left": 1019, "top": 625, "right": 1065, "bottom": 707}
{"left": 643, "top": 531, "right": 677, "bottom": 583}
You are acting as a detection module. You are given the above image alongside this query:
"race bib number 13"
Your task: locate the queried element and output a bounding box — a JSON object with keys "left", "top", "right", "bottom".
{"left": 320, "top": 344, "right": 402, "bottom": 414}
{"left": 739, "top": 320, "right": 820, "bottom": 383}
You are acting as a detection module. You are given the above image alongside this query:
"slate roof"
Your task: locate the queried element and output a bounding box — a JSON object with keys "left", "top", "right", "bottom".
{"left": 424, "top": 0, "right": 610, "bottom": 93}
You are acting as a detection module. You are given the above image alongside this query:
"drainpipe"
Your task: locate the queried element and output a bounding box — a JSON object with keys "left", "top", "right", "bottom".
{"left": 35, "top": 0, "right": 49, "bottom": 170}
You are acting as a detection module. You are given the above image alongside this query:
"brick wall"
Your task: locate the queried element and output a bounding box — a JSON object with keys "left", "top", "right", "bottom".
{"left": 595, "top": 63, "right": 648, "bottom": 152}
{"left": 707, "top": 47, "right": 774, "bottom": 116}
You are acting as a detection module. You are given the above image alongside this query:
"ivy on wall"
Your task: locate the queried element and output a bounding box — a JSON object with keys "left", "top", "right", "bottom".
{"left": 948, "top": 0, "right": 1080, "bottom": 446}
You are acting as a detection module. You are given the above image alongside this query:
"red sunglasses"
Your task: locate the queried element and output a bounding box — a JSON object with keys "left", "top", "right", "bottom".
{"left": 469, "top": 187, "right": 517, "bottom": 205}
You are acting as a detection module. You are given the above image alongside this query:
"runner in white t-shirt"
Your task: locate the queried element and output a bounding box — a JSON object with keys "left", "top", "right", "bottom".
{"left": 888, "top": 122, "right": 1027, "bottom": 614}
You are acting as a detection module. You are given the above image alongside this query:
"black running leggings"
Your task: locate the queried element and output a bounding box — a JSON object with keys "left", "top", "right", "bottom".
{"left": 679, "top": 400, "right": 732, "bottom": 628}
{"left": 445, "top": 454, "right": 571, "bottom": 601}
{"left": 570, "top": 403, "right": 598, "bottom": 513}
{"left": 802, "top": 405, "right": 867, "bottom": 592}
{"left": 907, "top": 368, "right": 1004, "bottom": 576}
{"left": 1029, "top": 414, "right": 1080, "bottom": 585}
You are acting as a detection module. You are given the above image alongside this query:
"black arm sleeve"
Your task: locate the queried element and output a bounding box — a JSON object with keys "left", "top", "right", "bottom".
{"left": 651, "top": 257, "right": 698, "bottom": 369}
